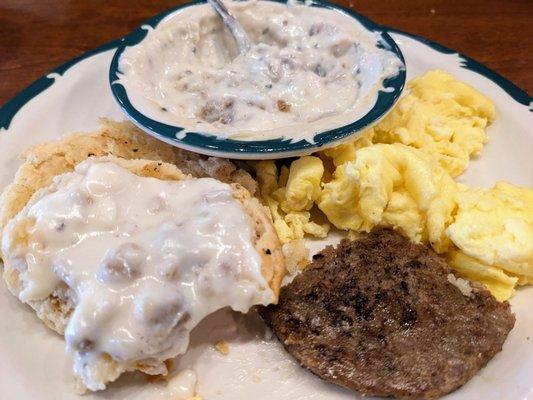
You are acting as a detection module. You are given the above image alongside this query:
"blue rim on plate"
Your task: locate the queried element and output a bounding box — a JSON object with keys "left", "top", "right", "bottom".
{"left": 108, "top": 0, "right": 407, "bottom": 158}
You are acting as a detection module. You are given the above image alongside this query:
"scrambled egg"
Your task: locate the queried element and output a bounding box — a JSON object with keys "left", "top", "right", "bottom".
{"left": 283, "top": 157, "right": 323, "bottom": 211}
{"left": 322, "top": 129, "right": 375, "bottom": 167}
{"left": 446, "top": 182, "right": 533, "bottom": 299}
{"left": 370, "top": 70, "right": 495, "bottom": 177}
{"left": 253, "top": 70, "right": 532, "bottom": 301}
{"left": 256, "top": 140, "right": 459, "bottom": 253}
{"left": 318, "top": 143, "right": 456, "bottom": 252}
{"left": 254, "top": 158, "right": 329, "bottom": 243}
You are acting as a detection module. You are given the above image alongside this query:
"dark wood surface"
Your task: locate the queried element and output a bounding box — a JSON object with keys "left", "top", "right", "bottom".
{"left": 1, "top": 0, "right": 531, "bottom": 106}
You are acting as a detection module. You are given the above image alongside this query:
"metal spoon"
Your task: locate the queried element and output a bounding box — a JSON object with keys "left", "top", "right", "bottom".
{"left": 207, "top": 0, "right": 252, "bottom": 55}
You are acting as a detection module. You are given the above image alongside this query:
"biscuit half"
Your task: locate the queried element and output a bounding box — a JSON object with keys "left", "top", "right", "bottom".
{"left": 2, "top": 156, "right": 285, "bottom": 392}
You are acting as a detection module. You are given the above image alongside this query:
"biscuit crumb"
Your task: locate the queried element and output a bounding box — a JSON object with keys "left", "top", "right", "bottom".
{"left": 215, "top": 340, "right": 230, "bottom": 355}
{"left": 282, "top": 240, "right": 310, "bottom": 274}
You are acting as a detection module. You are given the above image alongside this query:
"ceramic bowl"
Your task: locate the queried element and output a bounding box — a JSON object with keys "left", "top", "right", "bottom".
{"left": 109, "top": 0, "right": 406, "bottom": 159}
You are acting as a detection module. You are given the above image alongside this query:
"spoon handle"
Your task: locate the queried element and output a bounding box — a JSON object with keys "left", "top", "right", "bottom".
{"left": 207, "top": 0, "right": 251, "bottom": 54}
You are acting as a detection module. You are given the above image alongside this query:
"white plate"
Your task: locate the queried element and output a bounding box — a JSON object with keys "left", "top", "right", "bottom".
{"left": 0, "top": 29, "right": 532, "bottom": 400}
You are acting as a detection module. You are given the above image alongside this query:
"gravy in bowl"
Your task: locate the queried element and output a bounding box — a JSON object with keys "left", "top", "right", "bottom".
{"left": 118, "top": 0, "right": 403, "bottom": 142}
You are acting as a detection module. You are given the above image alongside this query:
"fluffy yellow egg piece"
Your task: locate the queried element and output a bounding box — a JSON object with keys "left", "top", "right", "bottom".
{"left": 371, "top": 70, "right": 495, "bottom": 177}
{"left": 253, "top": 159, "right": 329, "bottom": 244}
{"left": 447, "top": 182, "right": 533, "bottom": 279}
{"left": 322, "top": 129, "right": 375, "bottom": 166}
{"left": 317, "top": 161, "right": 363, "bottom": 231}
{"left": 318, "top": 143, "right": 457, "bottom": 251}
{"left": 283, "top": 156, "right": 323, "bottom": 212}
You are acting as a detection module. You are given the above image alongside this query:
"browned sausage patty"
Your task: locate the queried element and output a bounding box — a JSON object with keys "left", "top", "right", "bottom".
{"left": 261, "top": 229, "right": 515, "bottom": 399}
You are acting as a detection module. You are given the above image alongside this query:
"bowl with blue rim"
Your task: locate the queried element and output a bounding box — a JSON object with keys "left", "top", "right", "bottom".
{"left": 109, "top": 0, "right": 406, "bottom": 159}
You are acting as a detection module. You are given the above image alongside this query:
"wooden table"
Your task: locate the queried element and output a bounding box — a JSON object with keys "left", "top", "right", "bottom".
{"left": 0, "top": 0, "right": 531, "bottom": 106}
